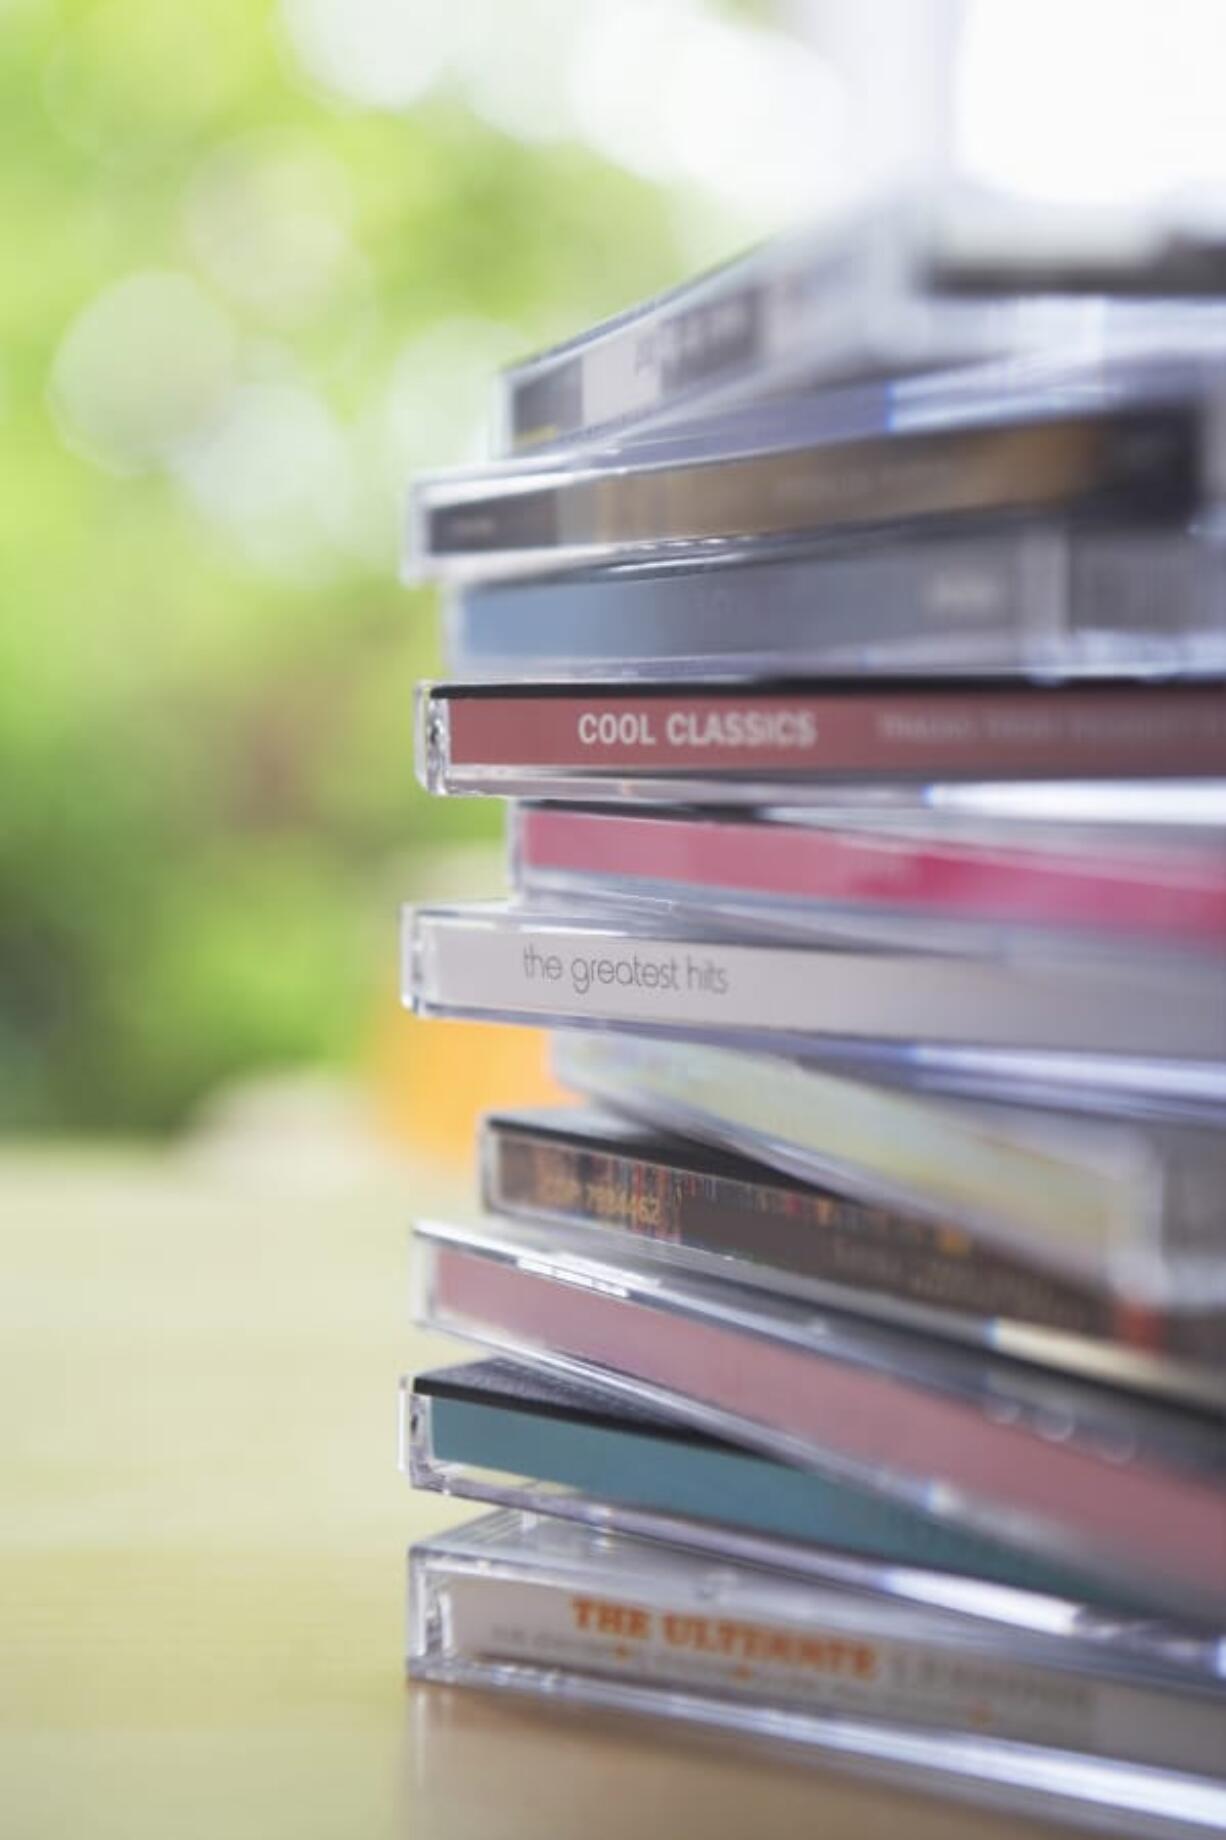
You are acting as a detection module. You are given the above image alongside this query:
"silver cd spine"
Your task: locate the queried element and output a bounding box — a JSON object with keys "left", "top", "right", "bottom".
{"left": 409, "top": 1512, "right": 1226, "bottom": 1837}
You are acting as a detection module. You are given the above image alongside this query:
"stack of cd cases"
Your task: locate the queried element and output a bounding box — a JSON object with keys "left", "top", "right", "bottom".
{"left": 400, "top": 194, "right": 1226, "bottom": 1836}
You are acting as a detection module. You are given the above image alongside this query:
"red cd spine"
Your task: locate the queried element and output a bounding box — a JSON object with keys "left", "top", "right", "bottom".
{"left": 445, "top": 683, "right": 1226, "bottom": 779}
{"left": 518, "top": 807, "right": 1226, "bottom": 945}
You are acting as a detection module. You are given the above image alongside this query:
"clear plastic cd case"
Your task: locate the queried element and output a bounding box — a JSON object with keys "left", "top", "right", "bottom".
{"left": 496, "top": 194, "right": 1226, "bottom": 456}
{"left": 508, "top": 803, "right": 1226, "bottom": 960}
{"left": 402, "top": 901, "right": 1226, "bottom": 1071}
{"left": 415, "top": 676, "right": 1226, "bottom": 806}
{"left": 409, "top": 1510, "right": 1226, "bottom": 1837}
{"left": 479, "top": 1109, "right": 1225, "bottom": 1408}
{"left": 550, "top": 1031, "right": 1226, "bottom": 1303}
{"left": 412, "top": 1215, "right": 1226, "bottom": 1618}
{"left": 445, "top": 529, "right": 1226, "bottom": 682}
{"left": 495, "top": 204, "right": 1019, "bottom": 456}
{"left": 496, "top": 204, "right": 965, "bottom": 454}
{"left": 410, "top": 381, "right": 1203, "bottom": 583}
{"left": 405, "top": 1358, "right": 1226, "bottom": 1617}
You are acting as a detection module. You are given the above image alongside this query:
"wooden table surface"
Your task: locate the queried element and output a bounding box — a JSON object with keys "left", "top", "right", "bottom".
{"left": 1, "top": 1134, "right": 1088, "bottom": 1840}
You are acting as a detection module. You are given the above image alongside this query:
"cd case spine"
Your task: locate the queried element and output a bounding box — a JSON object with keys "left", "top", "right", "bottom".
{"left": 495, "top": 212, "right": 914, "bottom": 455}
{"left": 508, "top": 804, "right": 1226, "bottom": 958}
{"left": 416, "top": 678, "right": 1226, "bottom": 803}
{"left": 409, "top": 1511, "right": 1226, "bottom": 1837}
{"left": 494, "top": 199, "right": 1226, "bottom": 457}
{"left": 412, "top": 402, "right": 1200, "bottom": 582}
{"left": 478, "top": 1110, "right": 1226, "bottom": 1407}
{"left": 401, "top": 902, "right": 1226, "bottom": 1065}
{"left": 547, "top": 1030, "right": 1217, "bottom": 1302}
{"left": 445, "top": 531, "right": 1226, "bottom": 682}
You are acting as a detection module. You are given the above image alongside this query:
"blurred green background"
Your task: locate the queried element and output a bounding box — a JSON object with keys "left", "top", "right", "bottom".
{"left": 0, "top": 0, "right": 810, "bottom": 1134}
{"left": 12, "top": 0, "right": 1213, "bottom": 1137}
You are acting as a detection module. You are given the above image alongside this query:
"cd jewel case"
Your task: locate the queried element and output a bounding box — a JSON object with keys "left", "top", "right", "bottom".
{"left": 402, "top": 902, "right": 1226, "bottom": 1065}
{"left": 406, "top": 1358, "right": 1226, "bottom": 1617}
{"left": 550, "top": 1030, "right": 1226, "bottom": 1301}
{"left": 415, "top": 676, "right": 1226, "bottom": 804}
{"left": 479, "top": 1108, "right": 1226, "bottom": 1407}
{"left": 496, "top": 202, "right": 990, "bottom": 455}
{"left": 410, "top": 1511, "right": 1226, "bottom": 1838}
{"left": 411, "top": 389, "right": 1200, "bottom": 583}
{"left": 412, "top": 1214, "right": 1226, "bottom": 1618}
{"left": 496, "top": 193, "right": 1226, "bottom": 455}
{"left": 494, "top": 205, "right": 1035, "bottom": 455}
{"left": 509, "top": 803, "right": 1226, "bottom": 957}
{"left": 444, "top": 528, "right": 1226, "bottom": 682}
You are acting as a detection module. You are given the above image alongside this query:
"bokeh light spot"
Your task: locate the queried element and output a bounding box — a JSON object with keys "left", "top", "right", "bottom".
{"left": 280, "top": 0, "right": 454, "bottom": 111}
{"left": 171, "top": 381, "right": 358, "bottom": 580}
{"left": 49, "top": 270, "right": 236, "bottom": 473}
{"left": 184, "top": 132, "right": 366, "bottom": 328}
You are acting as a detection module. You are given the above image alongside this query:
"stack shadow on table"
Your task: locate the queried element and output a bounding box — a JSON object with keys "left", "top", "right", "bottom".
{"left": 396, "top": 196, "right": 1226, "bottom": 1837}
